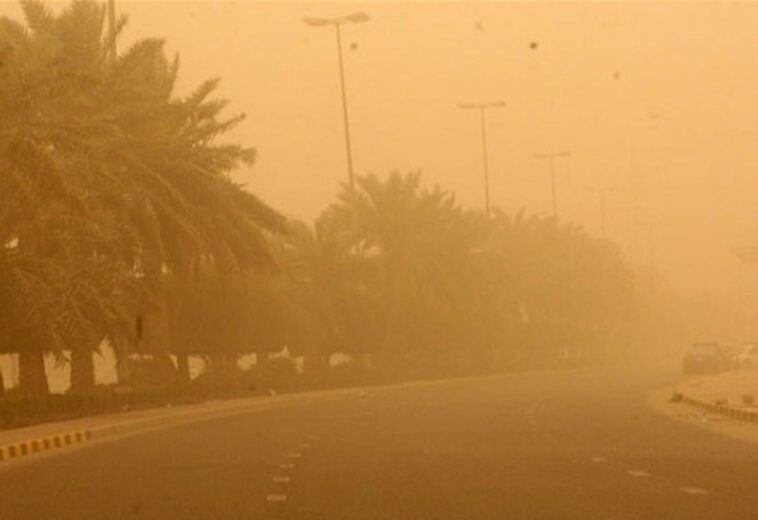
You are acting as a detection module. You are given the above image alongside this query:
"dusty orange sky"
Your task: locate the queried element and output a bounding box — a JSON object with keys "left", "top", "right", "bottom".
{"left": 3, "top": 1, "right": 758, "bottom": 297}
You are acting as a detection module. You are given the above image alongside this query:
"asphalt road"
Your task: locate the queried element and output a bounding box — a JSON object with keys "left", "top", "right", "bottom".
{"left": 2, "top": 365, "right": 758, "bottom": 520}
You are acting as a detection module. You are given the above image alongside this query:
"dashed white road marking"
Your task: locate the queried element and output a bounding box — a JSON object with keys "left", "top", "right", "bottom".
{"left": 273, "top": 476, "right": 291, "bottom": 484}
{"left": 626, "top": 470, "right": 651, "bottom": 477}
{"left": 590, "top": 457, "right": 608, "bottom": 463}
{"left": 280, "top": 463, "right": 295, "bottom": 470}
{"left": 680, "top": 487, "right": 709, "bottom": 495}
{"left": 288, "top": 452, "right": 303, "bottom": 459}
{"left": 308, "top": 435, "right": 320, "bottom": 441}
{"left": 266, "top": 494, "right": 287, "bottom": 502}
{"left": 299, "top": 443, "right": 311, "bottom": 449}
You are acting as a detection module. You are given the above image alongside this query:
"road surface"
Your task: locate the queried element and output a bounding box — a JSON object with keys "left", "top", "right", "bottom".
{"left": 1, "top": 365, "right": 757, "bottom": 519}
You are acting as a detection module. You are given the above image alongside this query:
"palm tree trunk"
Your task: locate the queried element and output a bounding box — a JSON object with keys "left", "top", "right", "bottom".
{"left": 0, "top": 365, "right": 5, "bottom": 396}
{"left": 176, "top": 352, "right": 191, "bottom": 380}
{"left": 256, "top": 351, "right": 269, "bottom": 369}
{"left": 114, "top": 341, "right": 131, "bottom": 385}
{"left": 19, "top": 350, "right": 49, "bottom": 396}
{"left": 143, "top": 262, "right": 178, "bottom": 386}
{"left": 302, "top": 350, "right": 329, "bottom": 375}
{"left": 379, "top": 263, "right": 401, "bottom": 369}
{"left": 70, "top": 348, "right": 95, "bottom": 393}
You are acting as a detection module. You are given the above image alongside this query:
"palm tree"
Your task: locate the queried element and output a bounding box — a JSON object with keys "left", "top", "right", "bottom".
{"left": 0, "top": 0, "right": 285, "bottom": 392}
{"left": 276, "top": 214, "right": 381, "bottom": 373}
{"left": 330, "top": 172, "right": 486, "bottom": 369}
{"left": 482, "top": 210, "right": 634, "bottom": 364}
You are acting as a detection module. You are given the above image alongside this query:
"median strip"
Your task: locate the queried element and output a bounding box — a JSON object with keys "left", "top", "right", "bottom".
{"left": 0, "top": 429, "right": 91, "bottom": 463}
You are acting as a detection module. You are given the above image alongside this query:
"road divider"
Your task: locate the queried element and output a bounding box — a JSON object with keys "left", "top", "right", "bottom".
{"left": 675, "top": 391, "right": 758, "bottom": 424}
{"left": 0, "top": 429, "right": 91, "bottom": 463}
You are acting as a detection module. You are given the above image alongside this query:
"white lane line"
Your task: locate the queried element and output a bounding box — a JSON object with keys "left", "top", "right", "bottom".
{"left": 308, "top": 435, "right": 320, "bottom": 441}
{"left": 626, "top": 470, "right": 651, "bottom": 477}
{"left": 680, "top": 487, "right": 709, "bottom": 495}
{"left": 279, "top": 463, "right": 295, "bottom": 470}
{"left": 299, "top": 443, "right": 311, "bottom": 449}
{"left": 266, "top": 494, "right": 287, "bottom": 502}
{"left": 273, "top": 476, "right": 291, "bottom": 484}
{"left": 288, "top": 452, "right": 303, "bottom": 459}
{"left": 590, "top": 457, "right": 608, "bottom": 463}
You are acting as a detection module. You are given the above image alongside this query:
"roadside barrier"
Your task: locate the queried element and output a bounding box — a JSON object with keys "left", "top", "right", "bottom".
{"left": 0, "top": 429, "right": 92, "bottom": 463}
{"left": 679, "top": 393, "right": 758, "bottom": 424}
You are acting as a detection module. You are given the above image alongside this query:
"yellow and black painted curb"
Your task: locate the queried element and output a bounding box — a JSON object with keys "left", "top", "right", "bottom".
{"left": 0, "top": 430, "right": 92, "bottom": 463}
{"left": 679, "top": 394, "right": 758, "bottom": 424}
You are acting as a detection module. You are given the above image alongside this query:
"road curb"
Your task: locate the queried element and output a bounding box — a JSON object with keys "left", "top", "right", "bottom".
{"left": 679, "top": 393, "right": 758, "bottom": 424}
{"left": 0, "top": 429, "right": 92, "bottom": 463}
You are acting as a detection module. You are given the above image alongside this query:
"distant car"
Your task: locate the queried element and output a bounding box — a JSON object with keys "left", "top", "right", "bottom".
{"left": 736, "top": 344, "right": 758, "bottom": 369}
{"left": 682, "top": 342, "right": 729, "bottom": 374}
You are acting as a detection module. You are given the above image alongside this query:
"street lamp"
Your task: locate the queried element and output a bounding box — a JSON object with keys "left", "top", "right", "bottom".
{"left": 534, "top": 151, "right": 571, "bottom": 219}
{"left": 586, "top": 185, "right": 618, "bottom": 240}
{"left": 303, "top": 12, "right": 371, "bottom": 191}
{"left": 458, "top": 100, "right": 505, "bottom": 215}
{"left": 106, "top": 0, "right": 117, "bottom": 60}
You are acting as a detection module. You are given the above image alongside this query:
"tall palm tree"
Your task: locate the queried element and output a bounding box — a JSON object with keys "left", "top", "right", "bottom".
{"left": 276, "top": 215, "right": 381, "bottom": 373}
{"left": 331, "top": 172, "right": 486, "bottom": 368}
{"left": 0, "top": 0, "right": 285, "bottom": 392}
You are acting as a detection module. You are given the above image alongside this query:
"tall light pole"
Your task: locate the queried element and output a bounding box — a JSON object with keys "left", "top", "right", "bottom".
{"left": 303, "top": 12, "right": 370, "bottom": 191}
{"left": 534, "top": 151, "right": 571, "bottom": 218}
{"left": 106, "top": 0, "right": 117, "bottom": 61}
{"left": 458, "top": 100, "right": 505, "bottom": 214}
{"left": 587, "top": 185, "right": 618, "bottom": 240}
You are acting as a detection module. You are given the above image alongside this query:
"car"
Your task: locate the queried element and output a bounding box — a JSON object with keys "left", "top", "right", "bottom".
{"left": 736, "top": 344, "right": 758, "bottom": 369}
{"left": 682, "top": 342, "right": 730, "bottom": 375}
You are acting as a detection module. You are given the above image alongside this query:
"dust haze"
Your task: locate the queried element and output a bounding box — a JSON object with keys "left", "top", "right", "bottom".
{"left": 41, "top": 1, "right": 758, "bottom": 312}
{"left": 2, "top": 2, "right": 758, "bottom": 518}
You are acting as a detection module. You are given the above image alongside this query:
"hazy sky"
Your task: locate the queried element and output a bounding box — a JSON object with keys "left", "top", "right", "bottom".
{"left": 3, "top": 0, "right": 758, "bottom": 295}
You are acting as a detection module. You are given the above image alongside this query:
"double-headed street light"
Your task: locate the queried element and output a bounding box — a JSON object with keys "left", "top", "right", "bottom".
{"left": 303, "top": 12, "right": 371, "bottom": 191}
{"left": 458, "top": 100, "right": 506, "bottom": 215}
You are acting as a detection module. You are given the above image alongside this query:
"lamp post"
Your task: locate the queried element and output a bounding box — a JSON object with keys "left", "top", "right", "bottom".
{"left": 106, "top": 0, "right": 117, "bottom": 61}
{"left": 587, "top": 185, "right": 618, "bottom": 240}
{"left": 534, "top": 151, "right": 571, "bottom": 218}
{"left": 458, "top": 100, "right": 506, "bottom": 214}
{"left": 303, "top": 12, "right": 371, "bottom": 191}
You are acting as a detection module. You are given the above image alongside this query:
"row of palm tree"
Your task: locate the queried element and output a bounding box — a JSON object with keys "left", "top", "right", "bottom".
{"left": 0, "top": 1, "right": 635, "bottom": 396}
{"left": 275, "top": 173, "right": 634, "bottom": 376}
{"left": 0, "top": 0, "right": 284, "bottom": 395}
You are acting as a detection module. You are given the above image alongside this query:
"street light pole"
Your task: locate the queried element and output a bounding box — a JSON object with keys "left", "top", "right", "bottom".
{"left": 334, "top": 23, "right": 355, "bottom": 191}
{"left": 534, "top": 152, "right": 571, "bottom": 219}
{"left": 107, "top": 0, "right": 117, "bottom": 61}
{"left": 459, "top": 100, "right": 505, "bottom": 215}
{"left": 304, "top": 12, "right": 371, "bottom": 191}
{"left": 587, "top": 185, "right": 618, "bottom": 240}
